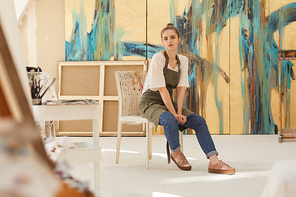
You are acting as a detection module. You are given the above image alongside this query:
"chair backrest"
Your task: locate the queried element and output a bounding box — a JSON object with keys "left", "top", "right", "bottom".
{"left": 114, "top": 71, "right": 146, "bottom": 117}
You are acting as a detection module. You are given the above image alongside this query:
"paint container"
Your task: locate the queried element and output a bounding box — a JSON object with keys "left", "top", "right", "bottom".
{"left": 32, "top": 98, "right": 42, "bottom": 105}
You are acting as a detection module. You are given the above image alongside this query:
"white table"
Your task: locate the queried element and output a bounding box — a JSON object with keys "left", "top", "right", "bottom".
{"left": 33, "top": 104, "right": 100, "bottom": 144}
{"left": 32, "top": 104, "right": 101, "bottom": 196}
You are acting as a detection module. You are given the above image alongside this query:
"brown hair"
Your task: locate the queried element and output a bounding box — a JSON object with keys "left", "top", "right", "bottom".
{"left": 161, "top": 23, "right": 180, "bottom": 38}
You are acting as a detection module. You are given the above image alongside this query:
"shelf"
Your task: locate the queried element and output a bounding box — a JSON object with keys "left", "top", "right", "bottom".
{"left": 278, "top": 50, "right": 296, "bottom": 60}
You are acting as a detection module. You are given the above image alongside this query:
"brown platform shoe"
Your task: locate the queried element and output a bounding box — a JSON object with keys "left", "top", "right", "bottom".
{"left": 170, "top": 152, "right": 191, "bottom": 171}
{"left": 208, "top": 160, "right": 235, "bottom": 175}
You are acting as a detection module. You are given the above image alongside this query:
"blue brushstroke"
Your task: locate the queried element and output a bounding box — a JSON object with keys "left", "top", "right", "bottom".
{"left": 66, "top": 0, "right": 115, "bottom": 61}
{"left": 65, "top": 0, "right": 296, "bottom": 134}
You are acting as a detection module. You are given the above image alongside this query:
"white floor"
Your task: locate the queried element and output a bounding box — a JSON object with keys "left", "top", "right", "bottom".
{"left": 59, "top": 135, "right": 296, "bottom": 197}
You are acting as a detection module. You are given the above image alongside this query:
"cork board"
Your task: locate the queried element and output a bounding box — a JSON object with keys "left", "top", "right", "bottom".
{"left": 58, "top": 120, "right": 93, "bottom": 136}
{"left": 102, "top": 101, "right": 143, "bottom": 136}
{"left": 56, "top": 61, "right": 147, "bottom": 136}
{"left": 61, "top": 66, "right": 100, "bottom": 96}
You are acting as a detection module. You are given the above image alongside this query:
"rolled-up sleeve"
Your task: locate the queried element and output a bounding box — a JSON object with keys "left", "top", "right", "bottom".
{"left": 149, "top": 56, "right": 166, "bottom": 90}
{"left": 177, "top": 57, "right": 189, "bottom": 88}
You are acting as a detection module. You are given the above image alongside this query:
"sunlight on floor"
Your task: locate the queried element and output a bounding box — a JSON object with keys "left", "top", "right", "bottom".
{"left": 152, "top": 192, "right": 183, "bottom": 197}
{"left": 160, "top": 170, "right": 271, "bottom": 184}
{"left": 101, "top": 149, "right": 139, "bottom": 154}
{"left": 101, "top": 148, "right": 198, "bottom": 160}
{"left": 152, "top": 153, "right": 198, "bottom": 160}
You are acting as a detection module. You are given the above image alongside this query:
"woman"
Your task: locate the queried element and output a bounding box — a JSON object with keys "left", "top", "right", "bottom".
{"left": 139, "top": 23, "right": 235, "bottom": 174}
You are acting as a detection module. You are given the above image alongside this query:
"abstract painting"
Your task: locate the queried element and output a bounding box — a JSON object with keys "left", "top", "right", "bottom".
{"left": 65, "top": 0, "right": 296, "bottom": 135}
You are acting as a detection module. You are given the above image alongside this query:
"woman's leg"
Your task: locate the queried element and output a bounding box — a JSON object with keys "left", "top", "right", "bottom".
{"left": 182, "top": 113, "right": 235, "bottom": 174}
{"left": 159, "top": 112, "right": 191, "bottom": 170}
{"left": 159, "top": 111, "right": 180, "bottom": 152}
{"left": 182, "top": 113, "right": 218, "bottom": 158}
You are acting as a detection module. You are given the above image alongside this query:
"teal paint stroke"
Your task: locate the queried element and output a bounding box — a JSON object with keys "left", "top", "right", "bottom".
{"left": 239, "top": 11, "right": 250, "bottom": 134}
{"left": 66, "top": 0, "right": 116, "bottom": 61}
{"left": 170, "top": 0, "right": 296, "bottom": 134}
{"left": 170, "top": 0, "right": 176, "bottom": 26}
{"left": 65, "top": 0, "right": 296, "bottom": 134}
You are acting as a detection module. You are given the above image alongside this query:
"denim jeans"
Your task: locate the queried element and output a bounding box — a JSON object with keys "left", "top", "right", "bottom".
{"left": 159, "top": 112, "right": 218, "bottom": 158}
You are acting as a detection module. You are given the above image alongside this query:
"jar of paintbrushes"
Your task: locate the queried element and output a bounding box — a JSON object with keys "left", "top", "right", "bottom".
{"left": 28, "top": 68, "right": 56, "bottom": 105}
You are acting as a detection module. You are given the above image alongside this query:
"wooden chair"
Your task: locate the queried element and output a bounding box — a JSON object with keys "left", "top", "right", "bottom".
{"left": 114, "top": 71, "right": 184, "bottom": 169}
{"left": 114, "top": 71, "right": 153, "bottom": 169}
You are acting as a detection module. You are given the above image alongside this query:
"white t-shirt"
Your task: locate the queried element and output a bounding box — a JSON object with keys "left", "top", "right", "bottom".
{"left": 142, "top": 52, "right": 189, "bottom": 94}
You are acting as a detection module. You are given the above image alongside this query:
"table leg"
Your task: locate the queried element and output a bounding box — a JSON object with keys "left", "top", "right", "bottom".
{"left": 93, "top": 119, "right": 99, "bottom": 145}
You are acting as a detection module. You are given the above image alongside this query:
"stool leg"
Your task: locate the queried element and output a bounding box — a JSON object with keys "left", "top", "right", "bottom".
{"left": 116, "top": 121, "right": 122, "bottom": 164}
{"left": 148, "top": 123, "right": 152, "bottom": 160}
{"left": 146, "top": 121, "right": 150, "bottom": 169}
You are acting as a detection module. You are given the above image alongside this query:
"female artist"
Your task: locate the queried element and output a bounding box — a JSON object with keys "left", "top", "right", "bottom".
{"left": 139, "top": 23, "right": 235, "bottom": 174}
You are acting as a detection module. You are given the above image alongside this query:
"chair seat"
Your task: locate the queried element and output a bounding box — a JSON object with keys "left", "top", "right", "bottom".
{"left": 120, "top": 116, "right": 148, "bottom": 125}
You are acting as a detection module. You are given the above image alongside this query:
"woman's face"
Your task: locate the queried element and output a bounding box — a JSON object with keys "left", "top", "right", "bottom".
{"left": 161, "top": 29, "right": 180, "bottom": 52}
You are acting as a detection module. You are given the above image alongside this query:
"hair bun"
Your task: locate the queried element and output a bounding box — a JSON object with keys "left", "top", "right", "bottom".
{"left": 161, "top": 22, "right": 180, "bottom": 38}
{"left": 167, "top": 23, "right": 174, "bottom": 27}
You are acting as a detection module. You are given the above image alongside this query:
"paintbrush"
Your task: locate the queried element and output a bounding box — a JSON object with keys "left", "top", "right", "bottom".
{"left": 38, "top": 78, "right": 56, "bottom": 98}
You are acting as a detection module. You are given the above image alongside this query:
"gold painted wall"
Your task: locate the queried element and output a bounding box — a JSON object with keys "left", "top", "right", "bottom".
{"left": 19, "top": 0, "right": 296, "bottom": 135}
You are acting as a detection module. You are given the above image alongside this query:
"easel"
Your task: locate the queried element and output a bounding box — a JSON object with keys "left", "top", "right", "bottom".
{"left": 277, "top": 49, "right": 296, "bottom": 143}
{"left": 0, "top": 20, "right": 54, "bottom": 169}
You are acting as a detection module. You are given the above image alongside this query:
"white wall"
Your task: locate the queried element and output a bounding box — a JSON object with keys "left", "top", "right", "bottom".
{"left": 0, "top": 0, "right": 32, "bottom": 105}
{"left": 19, "top": 0, "right": 65, "bottom": 91}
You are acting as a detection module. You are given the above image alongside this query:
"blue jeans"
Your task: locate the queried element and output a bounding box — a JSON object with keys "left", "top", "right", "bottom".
{"left": 159, "top": 112, "right": 218, "bottom": 159}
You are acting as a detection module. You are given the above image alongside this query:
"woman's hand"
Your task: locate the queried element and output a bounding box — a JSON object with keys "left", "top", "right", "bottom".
{"left": 158, "top": 87, "right": 188, "bottom": 125}
{"left": 175, "top": 114, "right": 187, "bottom": 124}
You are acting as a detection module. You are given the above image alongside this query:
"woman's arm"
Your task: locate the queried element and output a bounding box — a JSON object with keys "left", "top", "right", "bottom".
{"left": 176, "top": 86, "right": 186, "bottom": 115}
{"left": 176, "top": 86, "right": 187, "bottom": 124}
{"left": 158, "top": 87, "right": 177, "bottom": 116}
{"left": 158, "top": 87, "right": 186, "bottom": 124}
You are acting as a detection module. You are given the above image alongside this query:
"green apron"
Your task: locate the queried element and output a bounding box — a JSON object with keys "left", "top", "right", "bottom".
{"left": 139, "top": 54, "right": 193, "bottom": 132}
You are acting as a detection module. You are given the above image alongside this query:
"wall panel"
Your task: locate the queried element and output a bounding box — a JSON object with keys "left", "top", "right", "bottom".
{"left": 56, "top": 61, "right": 146, "bottom": 137}
{"left": 18, "top": 0, "right": 296, "bottom": 135}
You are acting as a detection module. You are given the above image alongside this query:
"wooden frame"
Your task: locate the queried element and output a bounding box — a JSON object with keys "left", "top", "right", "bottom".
{"left": 57, "top": 61, "right": 147, "bottom": 136}
{"left": 0, "top": 12, "right": 54, "bottom": 169}
{"left": 277, "top": 49, "right": 296, "bottom": 142}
